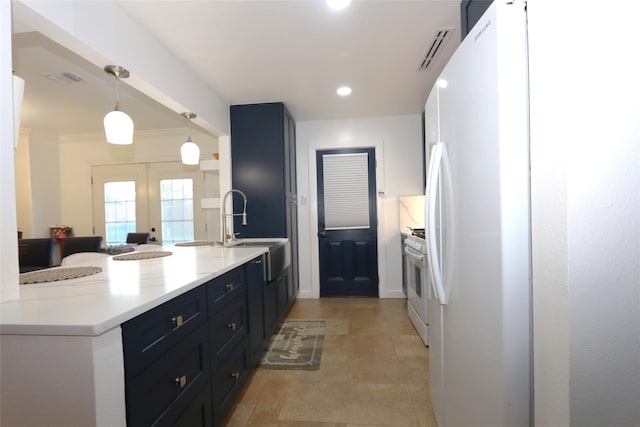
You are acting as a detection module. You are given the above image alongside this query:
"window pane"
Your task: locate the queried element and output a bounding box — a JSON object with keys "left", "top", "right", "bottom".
{"left": 322, "top": 153, "right": 370, "bottom": 229}
{"left": 104, "top": 181, "right": 136, "bottom": 244}
{"left": 160, "top": 178, "right": 195, "bottom": 245}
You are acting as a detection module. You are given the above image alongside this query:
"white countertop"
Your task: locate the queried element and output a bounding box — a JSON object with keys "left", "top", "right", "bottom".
{"left": 0, "top": 245, "right": 268, "bottom": 337}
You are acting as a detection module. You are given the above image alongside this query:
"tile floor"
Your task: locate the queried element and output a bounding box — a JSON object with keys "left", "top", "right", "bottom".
{"left": 222, "top": 298, "right": 437, "bottom": 427}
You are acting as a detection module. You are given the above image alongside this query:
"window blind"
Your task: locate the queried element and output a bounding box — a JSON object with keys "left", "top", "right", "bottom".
{"left": 322, "top": 153, "right": 370, "bottom": 229}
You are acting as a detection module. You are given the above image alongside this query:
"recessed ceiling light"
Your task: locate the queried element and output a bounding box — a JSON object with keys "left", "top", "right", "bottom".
{"left": 336, "top": 86, "right": 352, "bottom": 96}
{"left": 326, "top": 0, "right": 352, "bottom": 11}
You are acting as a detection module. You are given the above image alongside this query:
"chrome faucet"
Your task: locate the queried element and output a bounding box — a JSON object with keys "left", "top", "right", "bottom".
{"left": 221, "top": 189, "right": 248, "bottom": 245}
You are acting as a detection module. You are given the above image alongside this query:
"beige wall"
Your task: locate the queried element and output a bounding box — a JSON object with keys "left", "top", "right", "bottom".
{"left": 15, "top": 129, "right": 66, "bottom": 240}
{"left": 14, "top": 132, "right": 33, "bottom": 238}
{"left": 1, "top": 0, "right": 19, "bottom": 302}
{"left": 58, "top": 128, "right": 218, "bottom": 237}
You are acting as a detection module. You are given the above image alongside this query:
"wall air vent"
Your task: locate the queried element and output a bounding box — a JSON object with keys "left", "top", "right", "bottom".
{"left": 418, "top": 28, "right": 453, "bottom": 72}
{"left": 45, "top": 72, "right": 85, "bottom": 85}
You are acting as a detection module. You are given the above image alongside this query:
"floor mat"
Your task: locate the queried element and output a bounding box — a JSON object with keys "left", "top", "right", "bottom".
{"left": 260, "top": 320, "right": 325, "bottom": 370}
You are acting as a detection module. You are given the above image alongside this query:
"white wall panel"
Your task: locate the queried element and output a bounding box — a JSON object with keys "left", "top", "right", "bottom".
{"left": 297, "top": 115, "right": 423, "bottom": 298}
{"left": 529, "top": 2, "right": 640, "bottom": 426}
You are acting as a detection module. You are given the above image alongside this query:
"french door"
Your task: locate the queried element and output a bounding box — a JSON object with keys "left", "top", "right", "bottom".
{"left": 92, "top": 163, "right": 204, "bottom": 245}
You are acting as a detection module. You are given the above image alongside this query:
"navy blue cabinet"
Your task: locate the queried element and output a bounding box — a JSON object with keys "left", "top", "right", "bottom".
{"left": 122, "top": 260, "right": 264, "bottom": 427}
{"left": 460, "top": 0, "right": 493, "bottom": 40}
{"left": 122, "top": 287, "right": 210, "bottom": 427}
{"left": 264, "top": 274, "right": 279, "bottom": 340}
{"left": 211, "top": 336, "right": 251, "bottom": 426}
{"left": 245, "top": 255, "right": 267, "bottom": 366}
{"left": 230, "top": 102, "right": 299, "bottom": 304}
{"left": 207, "top": 267, "right": 251, "bottom": 426}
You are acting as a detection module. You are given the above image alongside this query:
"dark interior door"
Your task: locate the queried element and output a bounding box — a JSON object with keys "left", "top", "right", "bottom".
{"left": 317, "top": 148, "right": 378, "bottom": 297}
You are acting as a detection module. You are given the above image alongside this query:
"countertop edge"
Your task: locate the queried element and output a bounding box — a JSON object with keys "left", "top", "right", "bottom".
{"left": 0, "top": 246, "right": 269, "bottom": 337}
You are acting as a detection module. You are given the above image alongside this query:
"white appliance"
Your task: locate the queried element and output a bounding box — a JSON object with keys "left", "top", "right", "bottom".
{"left": 403, "top": 233, "right": 429, "bottom": 345}
{"left": 399, "top": 194, "right": 429, "bottom": 344}
{"left": 425, "top": 2, "right": 531, "bottom": 427}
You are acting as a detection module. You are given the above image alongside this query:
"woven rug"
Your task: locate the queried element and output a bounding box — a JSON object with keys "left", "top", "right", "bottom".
{"left": 175, "top": 241, "right": 212, "bottom": 247}
{"left": 20, "top": 266, "right": 102, "bottom": 285}
{"left": 260, "top": 320, "right": 325, "bottom": 370}
{"left": 113, "top": 250, "right": 172, "bottom": 260}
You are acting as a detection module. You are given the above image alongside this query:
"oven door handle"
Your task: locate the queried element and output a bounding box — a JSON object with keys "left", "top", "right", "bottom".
{"left": 404, "top": 246, "right": 424, "bottom": 262}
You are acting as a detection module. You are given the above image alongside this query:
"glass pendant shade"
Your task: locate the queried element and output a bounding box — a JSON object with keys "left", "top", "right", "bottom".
{"left": 181, "top": 140, "right": 200, "bottom": 165}
{"left": 104, "top": 110, "right": 134, "bottom": 145}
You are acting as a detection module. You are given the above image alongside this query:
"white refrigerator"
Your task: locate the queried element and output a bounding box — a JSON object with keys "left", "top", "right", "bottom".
{"left": 425, "top": 2, "right": 531, "bottom": 427}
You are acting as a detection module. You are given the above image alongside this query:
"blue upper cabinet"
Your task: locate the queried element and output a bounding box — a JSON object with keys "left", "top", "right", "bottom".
{"left": 230, "top": 102, "right": 293, "bottom": 237}
{"left": 460, "top": 0, "right": 493, "bottom": 41}
{"left": 230, "top": 102, "right": 299, "bottom": 297}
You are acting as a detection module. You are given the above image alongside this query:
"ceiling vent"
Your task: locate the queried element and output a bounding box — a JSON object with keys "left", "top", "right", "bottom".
{"left": 45, "top": 72, "right": 85, "bottom": 85}
{"left": 418, "top": 28, "right": 453, "bottom": 72}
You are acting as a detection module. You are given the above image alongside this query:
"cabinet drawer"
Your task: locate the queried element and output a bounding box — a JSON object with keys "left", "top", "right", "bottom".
{"left": 210, "top": 293, "right": 247, "bottom": 366}
{"left": 207, "top": 267, "right": 244, "bottom": 316}
{"left": 122, "top": 286, "right": 207, "bottom": 380}
{"left": 212, "top": 337, "right": 251, "bottom": 426}
{"left": 170, "top": 382, "right": 213, "bottom": 427}
{"left": 126, "top": 324, "right": 210, "bottom": 427}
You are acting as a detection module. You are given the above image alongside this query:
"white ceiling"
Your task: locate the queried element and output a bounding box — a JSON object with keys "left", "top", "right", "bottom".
{"left": 12, "top": 1, "right": 461, "bottom": 136}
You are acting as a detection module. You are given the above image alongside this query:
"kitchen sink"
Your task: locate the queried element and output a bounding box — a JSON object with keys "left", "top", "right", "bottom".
{"left": 229, "top": 238, "right": 290, "bottom": 281}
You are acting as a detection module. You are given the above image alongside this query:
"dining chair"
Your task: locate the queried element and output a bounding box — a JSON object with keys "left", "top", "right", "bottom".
{"left": 62, "top": 236, "right": 103, "bottom": 259}
{"left": 18, "top": 238, "right": 55, "bottom": 273}
{"left": 126, "top": 232, "right": 150, "bottom": 244}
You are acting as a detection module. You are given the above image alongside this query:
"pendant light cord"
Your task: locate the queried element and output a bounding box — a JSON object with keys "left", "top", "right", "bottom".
{"left": 114, "top": 77, "right": 121, "bottom": 111}
{"left": 186, "top": 114, "right": 192, "bottom": 141}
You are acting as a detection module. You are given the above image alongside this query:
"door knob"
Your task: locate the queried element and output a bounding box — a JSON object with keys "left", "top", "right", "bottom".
{"left": 318, "top": 231, "right": 326, "bottom": 238}
{"left": 149, "top": 237, "right": 157, "bottom": 242}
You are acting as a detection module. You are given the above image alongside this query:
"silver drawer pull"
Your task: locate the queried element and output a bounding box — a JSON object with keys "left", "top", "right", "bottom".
{"left": 226, "top": 283, "right": 236, "bottom": 292}
{"left": 175, "top": 375, "right": 187, "bottom": 389}
{"left": 227, "top": 322, "right": 237, "bottom": 331}
{"left": 230, "top": 372, "right": 240, "bottom": 381}
{"left": 172, "top": 315, "right": 184, "bottom": 328}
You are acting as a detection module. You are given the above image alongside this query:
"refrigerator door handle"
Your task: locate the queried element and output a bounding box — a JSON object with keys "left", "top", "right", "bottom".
{"left": 426, "top": 142, "right": 448, "bottom": 305}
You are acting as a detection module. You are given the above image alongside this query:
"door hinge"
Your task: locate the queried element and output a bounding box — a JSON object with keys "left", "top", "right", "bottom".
{"left": 92, "top": 226, "right": 95, "bottom": 234}
{"left": 91, "top": 176, "right": 93, "bottom": 185}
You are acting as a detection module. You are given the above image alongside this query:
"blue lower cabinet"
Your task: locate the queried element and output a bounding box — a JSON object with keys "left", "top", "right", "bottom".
{"left": 172, "top": 383, "right": 213, "bottom": 427}
{"left": 264, "top": 268, "right": 293, "bottom": 341}
{"left": 122, "top": 261, "right": 263, "bottom": 426}
{"left": 125, "top": 323, "right": 210, "bottom": 427}
{"left": 211, "top": 336, "right": 251, "bottom": 426}
{"left": 122, "top": 286, "right": 207, "bottom": 381}
{"left": 246, "top": 256, "right": 267, "bottom": 366}
{"left": 207, "top": 267, "right": 245, "bottom": 316}
{"left": 264, "top": 277, "right": 279, "bottom": 339}
{"left": 209, "top": 293, "right": 248, "bottom": 369}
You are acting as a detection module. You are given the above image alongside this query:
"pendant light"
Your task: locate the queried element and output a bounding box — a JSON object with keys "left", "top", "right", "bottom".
{"left": 103, "top": 65, "right": 134, "bottom": 145}
{"left": 180, "top": 112, "right": 200, "bottom": 165}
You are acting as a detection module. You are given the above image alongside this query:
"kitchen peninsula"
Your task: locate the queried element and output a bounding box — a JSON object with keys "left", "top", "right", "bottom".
{"left": 0, "top": 244, "right": 272, "bottom": 427}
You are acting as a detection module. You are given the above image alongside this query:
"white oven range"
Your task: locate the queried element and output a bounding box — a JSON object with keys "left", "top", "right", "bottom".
{"left": 404, "top": 232, "right": 429, "bottom": 345}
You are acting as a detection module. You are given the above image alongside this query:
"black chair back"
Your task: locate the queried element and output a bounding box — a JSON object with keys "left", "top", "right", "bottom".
{"left": 63, "top": 236, "right": 103, "bottom": 259}
{"left": 126, "top": 233, "right": 150, "bottom": 244}
{"left": 18, "top": 238, "right": 55, "bottom": 273}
